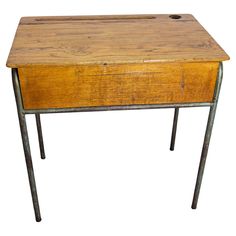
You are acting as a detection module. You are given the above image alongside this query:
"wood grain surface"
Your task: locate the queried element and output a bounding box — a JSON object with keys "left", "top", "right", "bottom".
{"left": 18, "top": 62, "right": 219, "bottom": 109}
{"left": 7, "top": 14, "right": 229, "bottom": 67}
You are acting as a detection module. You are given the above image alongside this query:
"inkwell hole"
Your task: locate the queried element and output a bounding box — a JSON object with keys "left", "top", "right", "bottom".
{"left": 169, "top": 15, "right": 182, "bottom": 19}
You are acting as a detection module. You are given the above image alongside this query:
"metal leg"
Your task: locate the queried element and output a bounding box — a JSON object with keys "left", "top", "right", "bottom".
{"left": 12, "top": 69, "right": 41, "bottom": 222}
{"left": 35, "top": 114, "right": 46, "bottom": 159}
{"left": 170, "top": 108, "right": 179, "bottom": 151}
{"left": 192, "top": 62, "right": 223, "bottom": 209}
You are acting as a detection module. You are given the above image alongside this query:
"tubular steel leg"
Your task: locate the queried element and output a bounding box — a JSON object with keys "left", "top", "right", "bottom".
{"left": 170, "top": 108, "right": 179, "bottom": 151}
{"left": 192, "top": 62, "right": 223, "bottom": 209}
{"left": 35, "top": 114, "right": 46, "bottom": 159}
{"left": 12, "top": 69, "right": 41, "bottom": 222}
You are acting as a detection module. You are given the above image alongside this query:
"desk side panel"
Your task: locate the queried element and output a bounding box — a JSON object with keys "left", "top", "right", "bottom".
{"left": 18, "top": 62, "right": 218, "bottom": 110}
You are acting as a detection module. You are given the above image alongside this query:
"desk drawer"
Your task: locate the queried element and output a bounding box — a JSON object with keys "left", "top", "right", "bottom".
{"left": 18, "top": 62, "right": 219, "bottom": 110}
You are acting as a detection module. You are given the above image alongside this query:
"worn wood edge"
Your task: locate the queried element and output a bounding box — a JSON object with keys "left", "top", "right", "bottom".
{"left": 6, "top": 59, "right": 229, "bottom": 69}
{"left": 190, "top": 15, "right": 230, "bottom": 62}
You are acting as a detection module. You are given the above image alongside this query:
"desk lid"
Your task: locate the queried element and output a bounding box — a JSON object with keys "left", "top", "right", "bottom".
{"left": 6, "top": 14, "right": 229, "bottom": 67}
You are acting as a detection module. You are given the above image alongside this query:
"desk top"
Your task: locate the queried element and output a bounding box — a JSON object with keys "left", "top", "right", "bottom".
{"left": 6, "top": 14, "right": 229, "bottom": 68}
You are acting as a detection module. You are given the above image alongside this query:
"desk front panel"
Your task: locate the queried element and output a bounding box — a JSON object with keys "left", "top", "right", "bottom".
{"left": 18, "top": 62, "right": 219, "bottom": 110}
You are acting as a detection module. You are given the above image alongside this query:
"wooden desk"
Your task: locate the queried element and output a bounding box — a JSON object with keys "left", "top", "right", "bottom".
{"left": 6, "top": 14, "right": 229, "bottom": 222}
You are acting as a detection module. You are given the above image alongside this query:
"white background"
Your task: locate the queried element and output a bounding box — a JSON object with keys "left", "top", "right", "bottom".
{"left": 0, "top": 0, "right": 235, "bottom": 235}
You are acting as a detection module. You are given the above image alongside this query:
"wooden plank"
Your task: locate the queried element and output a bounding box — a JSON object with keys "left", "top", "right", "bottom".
{"left": 18, "top": 62, "right": 219, "bottom": 109}
{"left": 7, "top": 14, "right": 229, "bottom": 67}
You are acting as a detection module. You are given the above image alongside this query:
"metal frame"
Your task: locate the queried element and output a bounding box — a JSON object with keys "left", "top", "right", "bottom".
{"left": 170, "top": 108, "right": 179, "bottom": 151}
{"left": 192, "top": 62, "right": 223, "bottom": 209}
{"left": 35, "top": 114, "right": 46, "bottom": 159}
{"left": 11, "top": 62, "right": 223, "bottom": 221}
{"left": 23, "top": 102, "right": 212, "bottom": 114}
{"left": 12, "top": 69, "right": 41, "bottom": 222}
